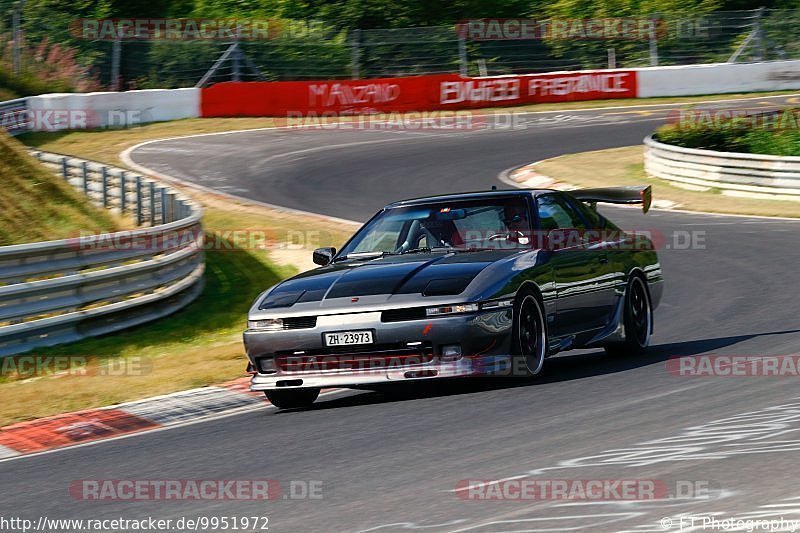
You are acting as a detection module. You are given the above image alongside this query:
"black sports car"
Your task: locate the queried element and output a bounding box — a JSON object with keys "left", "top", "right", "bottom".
{"left": 244, "top": 186, "right": 663, "bottom": 408}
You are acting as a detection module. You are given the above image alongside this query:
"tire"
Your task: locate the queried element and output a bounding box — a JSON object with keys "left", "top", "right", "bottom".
{"left": 264, "top": 388, "right": 320, "bottom": 409}
{"left": 604, "top": 275, "right": 653, "bottom": 356}
{"left": 511, "top": 289, "right": 548, "bottom": 377}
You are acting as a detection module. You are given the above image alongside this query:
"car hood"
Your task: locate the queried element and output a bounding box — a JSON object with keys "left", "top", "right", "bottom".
{"left": 257, "top": 250, "right": 517, "bottom": 311}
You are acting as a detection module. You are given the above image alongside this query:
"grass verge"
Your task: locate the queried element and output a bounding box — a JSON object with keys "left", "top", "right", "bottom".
{"left": 0, "top": 131, "right": 121, "bottom": 245}
{"left": 532, "top": 145, "right": 800, "bottom": 218}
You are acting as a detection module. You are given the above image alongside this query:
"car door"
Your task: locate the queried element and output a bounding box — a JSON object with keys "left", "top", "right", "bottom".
{"left": 535, "top": 193, "right": 615, "bottom": 336}
{"left": 563, "top": 194, "right": 621, "bottom": 327}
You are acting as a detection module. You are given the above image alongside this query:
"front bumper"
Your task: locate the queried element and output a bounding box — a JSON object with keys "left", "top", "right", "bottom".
{"left": 249, "top": 357, "right": 516, "bottom": 389}
{"left": 244, "top": 308, "right": 514, "bottom": 391}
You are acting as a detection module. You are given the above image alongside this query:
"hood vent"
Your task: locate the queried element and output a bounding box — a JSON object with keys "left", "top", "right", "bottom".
{"left": 259, "top": 290, "right": 305, "bottom": 310}
{"left": 422, "top": 277, "right": 472, "bottom": 296}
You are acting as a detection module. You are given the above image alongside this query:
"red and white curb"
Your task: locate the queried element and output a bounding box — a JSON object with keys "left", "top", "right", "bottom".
{"left": 0, "top": 378, "right": 336, "bottom": 460}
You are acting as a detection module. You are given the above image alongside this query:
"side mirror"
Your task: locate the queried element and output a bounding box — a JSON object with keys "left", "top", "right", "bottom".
{"left": 546, "top": 228, "right": 583, "bottom": 250}
{"left": 313, "top": 247, "right": 336, "bottom": 266}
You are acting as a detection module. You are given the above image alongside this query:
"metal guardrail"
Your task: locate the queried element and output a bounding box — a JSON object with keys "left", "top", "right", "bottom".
{"left": 0, "top": 98, "right": 30, "bottom": 136}
{"left": 644, "top": 135, "right": 800, "bottom": 196}
{"left": 0, "top": 151, "right": 205, "bottom": 356}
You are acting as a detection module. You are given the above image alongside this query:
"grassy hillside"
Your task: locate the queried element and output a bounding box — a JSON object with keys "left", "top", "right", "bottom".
{"left": 0, "top": 130, "right": 119, "bottom": 245}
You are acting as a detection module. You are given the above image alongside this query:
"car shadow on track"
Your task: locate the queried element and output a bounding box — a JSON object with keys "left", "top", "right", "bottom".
{"left": 273, "top": 329, "right": 800, "bottom": 413}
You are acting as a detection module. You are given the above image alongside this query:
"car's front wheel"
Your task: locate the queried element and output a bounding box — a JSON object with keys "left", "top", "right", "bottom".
{"left": 512, "top": 290, "right": 548, "bottom": 377}
{"left": 605, "top": 275, "right": 652, "bottom": 356}
{"left": 264, "top": 388, "right": 320, "bottom": 409}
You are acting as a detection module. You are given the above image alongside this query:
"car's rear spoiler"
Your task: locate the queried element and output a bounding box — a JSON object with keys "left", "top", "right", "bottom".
{"left": 571, "top": 185, "right": 652, "bottom": 214}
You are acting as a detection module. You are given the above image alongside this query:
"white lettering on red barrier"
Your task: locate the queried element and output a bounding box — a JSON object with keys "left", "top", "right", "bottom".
{"left": 529, "top": 73, "right": 629, "bottom": 96}
{"left": 440, "top": 79, "right": 521, "bottom": 105}
{"left": 308, "top": 83, "right": 401, "bottom": 107}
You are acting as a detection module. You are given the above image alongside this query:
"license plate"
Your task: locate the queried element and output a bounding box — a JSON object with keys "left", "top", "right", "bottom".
{"left": 324, "top": 330, "right": 374, "bottom": 347}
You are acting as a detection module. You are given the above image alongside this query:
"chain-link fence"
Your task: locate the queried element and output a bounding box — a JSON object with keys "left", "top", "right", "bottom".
{"left": 2, "top": 8, "right": 800, "bottom": 90}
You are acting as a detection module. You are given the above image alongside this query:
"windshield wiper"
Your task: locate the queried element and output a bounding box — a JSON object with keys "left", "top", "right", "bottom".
{"left": 333, "top": 251, "right": 398, "bottom": 263}
{"left": 400, "top": 246, "right": 453, "bottom": 255}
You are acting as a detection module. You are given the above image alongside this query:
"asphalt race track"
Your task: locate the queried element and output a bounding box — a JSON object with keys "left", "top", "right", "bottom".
{"left": 3, "top": 96, "right": 800, "bottom": 532}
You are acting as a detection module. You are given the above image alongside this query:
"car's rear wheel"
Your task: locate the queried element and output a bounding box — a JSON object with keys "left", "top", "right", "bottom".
{"left": 605, "top": 275, "right": 652, "bottom": 356}
{"left": 264, "top": 388, "right": 320, "bottom": 409}
{"left": 512, "top": 290, "right": 548, "bottom": 377}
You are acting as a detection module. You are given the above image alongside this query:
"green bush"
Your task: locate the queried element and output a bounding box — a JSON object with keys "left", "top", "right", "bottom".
{"left": 655, "top": 109, "right": 800, "bottom": 157}
{"left": 0, "top": 66, "right": 73, "bottom": 99}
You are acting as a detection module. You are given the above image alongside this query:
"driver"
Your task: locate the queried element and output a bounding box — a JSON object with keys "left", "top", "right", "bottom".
{"left": 501, "top": 205, "right": 531, "bottom": 245}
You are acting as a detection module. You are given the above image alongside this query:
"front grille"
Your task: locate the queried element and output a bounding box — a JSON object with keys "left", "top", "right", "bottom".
{"left": 282, "top": 316, "right": 317, "bottom": 329}
{"left": 275, "top": 342, "right": 434, "bottom": 372}
{"left": 381, "top": 307, "right": 427, "bottom": 322}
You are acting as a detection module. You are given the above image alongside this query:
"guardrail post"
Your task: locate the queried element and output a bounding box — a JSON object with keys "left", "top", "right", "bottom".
{"left": 135, "top": 175, "right": 143, "bottom": 226}
{"left": 101, "top": 166, "right": 108, "bottom": 207}
{"left": 167, "top": 193, "right": 176, "bottom": 223}
{"left": 61, "top": 157, "right": 68, "bottom": 180}
{"left": 149, "top": 181, "right": 156, "bottom": 226}
{"left": 160, "top": 187, "right": 168, "bottom": 224}
{"left": 82, "top": 161, "right": 89, "bottom": 195}
{"left": 119, "top": 171, "right": 126, "bottom": 213}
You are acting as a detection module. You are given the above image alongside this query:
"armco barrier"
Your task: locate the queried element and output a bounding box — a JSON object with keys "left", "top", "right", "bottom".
{"left": 644, "top": 135, "right": 800, "bottom": 196}
{"left": 0, "top": 98, "right": 30, "bottom": 135}
{"left": 0, "top": 152, "right": 205, "bottom": 356}
{"left": 200, "top": 70, "right": 638, "bottom": 116}
{"left": 637, "top": 60, "right": 800, "bottom": 98}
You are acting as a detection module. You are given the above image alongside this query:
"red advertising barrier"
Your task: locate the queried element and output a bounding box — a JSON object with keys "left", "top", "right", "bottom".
{"left": 200, "top": 70, "right": 637, "bottom": 117}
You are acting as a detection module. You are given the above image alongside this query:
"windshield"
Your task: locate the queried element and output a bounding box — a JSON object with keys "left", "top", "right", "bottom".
{"left": 337, "top": 197, "right": 532, "bottom": 259}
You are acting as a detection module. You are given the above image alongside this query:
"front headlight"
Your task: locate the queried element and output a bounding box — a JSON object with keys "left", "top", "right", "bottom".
{"left": 425, "top": 303, "right": 479, "bottom": 317}
{"left": 248, "top": 318, "right": 284, "bottom": 331}
{"left": 480, "top": 298, "right": 514, "bottom": 310}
